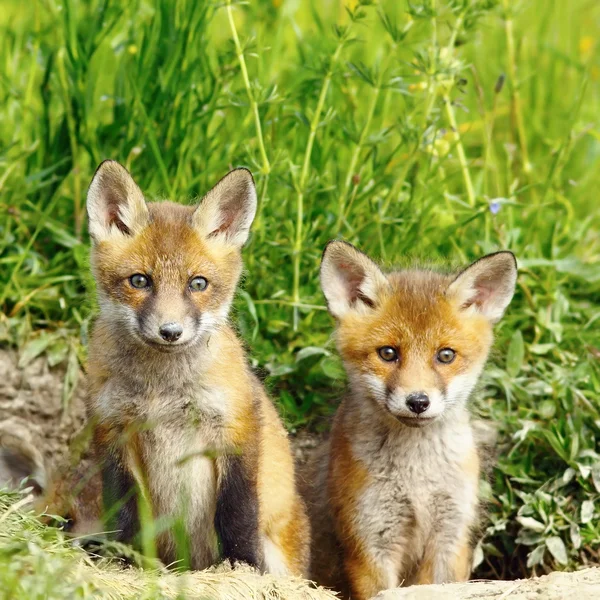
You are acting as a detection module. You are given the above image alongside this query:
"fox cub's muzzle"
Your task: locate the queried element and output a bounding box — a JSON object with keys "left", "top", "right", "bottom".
{"left": 405, "top": 392, "right": 430, "bottom": 415}
{"left": 158, "top": 322, "right": 184, "bottom": 343}
{"left": 136, "top": 298, "right": 202, "bottom": 351}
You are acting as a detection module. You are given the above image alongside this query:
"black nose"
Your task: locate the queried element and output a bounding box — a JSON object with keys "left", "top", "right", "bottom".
{"left": 159, "top": 322, "right": 183, "bottom": 342}
{"left": 406, "top": 392, "right": 430, "bottom": 415}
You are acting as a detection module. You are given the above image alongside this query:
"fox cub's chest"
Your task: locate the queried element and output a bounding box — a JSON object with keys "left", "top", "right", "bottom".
{"left": 354, "top": 424, "right": 478, "bottom": 551}
{"left": 104, "top": 376, "right": 228, "bottom": 491}
{"left": 97, "top": 377, "right": 229, "bottom": 440}
{"left": 122, "top": 384, "right": 226, "bottom": 570}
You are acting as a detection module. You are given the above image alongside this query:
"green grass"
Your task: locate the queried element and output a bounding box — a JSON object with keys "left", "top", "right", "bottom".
{"left": 0, "top": 491, "right": 336, "bottom": 600}
{"left": 1, "top": 0, "right": 600, "bottom": 584}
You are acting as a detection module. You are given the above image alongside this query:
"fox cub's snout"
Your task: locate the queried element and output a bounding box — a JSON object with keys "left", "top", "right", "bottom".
{"left": 320, "top": 241, "right": 517, "bottom": 426}
{"left": 87, "top": 160, "right": 256, "bottom": 352}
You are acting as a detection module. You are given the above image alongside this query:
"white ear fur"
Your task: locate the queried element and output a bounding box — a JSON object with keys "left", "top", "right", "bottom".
{"left": 446, "top": 251, "right": 517, "bottom": 323}
{"left": 192, "top": 168, "right": 257, "bottom": 248}
{"left": 320, "top": 241, "right": 389, "bottom": 319}
{"left": 86, "top": 160, "right": 149, "bottom": 242}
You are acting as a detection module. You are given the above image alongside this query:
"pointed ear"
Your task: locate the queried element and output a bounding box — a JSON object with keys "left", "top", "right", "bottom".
{"left": 320, "top": 241, "right": 389, "bottom": 319}
{"left": 86, "top": 160, "right": 149, "bottom": 242}
{"left": 192, "top": 168, "right": 257, "bottom": 248}
{"left": 446, "top": 251, "right": 517, "bottom": 323}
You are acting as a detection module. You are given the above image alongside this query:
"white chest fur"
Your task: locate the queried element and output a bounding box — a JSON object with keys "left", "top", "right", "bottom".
{"left": 95, "top": 377, "right": 230, "bottom": 569}
{"left": 142, "top": 423, "right": 219, "bottom": 570}
{"left": 352, "top": 419, "right": 479, "bottom": 580}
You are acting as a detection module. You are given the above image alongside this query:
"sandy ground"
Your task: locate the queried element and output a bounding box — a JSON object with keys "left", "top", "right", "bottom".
{"left": 376, "top": 568, "right": 600, "bottom": 599}
{"left": 0, "top": 347, "right": 322, "bottom": 471}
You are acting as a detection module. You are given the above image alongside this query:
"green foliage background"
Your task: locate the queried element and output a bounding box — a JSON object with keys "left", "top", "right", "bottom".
{"left": 1, "top": 0, "right": 600, "bottom": 582}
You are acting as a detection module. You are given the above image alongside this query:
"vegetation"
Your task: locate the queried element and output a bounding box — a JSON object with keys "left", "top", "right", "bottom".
{"left": 1, "top": 0, "right": 599, "bottom": 587}
{"left": 0, "top": 491, "right": 335, "bottom": 599}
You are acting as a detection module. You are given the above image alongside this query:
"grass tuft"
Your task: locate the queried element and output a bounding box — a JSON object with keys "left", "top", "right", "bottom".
{"left": 0, "top": 491, "right": 335, "bottom": 599}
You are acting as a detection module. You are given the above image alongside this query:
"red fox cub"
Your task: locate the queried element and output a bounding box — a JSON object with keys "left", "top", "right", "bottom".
{"left": 308, "top": 241, "right": 517, "bottom": 599}
{"left": 85, "top": 160, "right": 309, "bottom": 574}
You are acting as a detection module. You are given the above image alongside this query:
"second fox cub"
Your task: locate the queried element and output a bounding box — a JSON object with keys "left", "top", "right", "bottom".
{"left": 85, "top": 161, "right": 309, "bottom": 574}
{"left": 307, "top": 241, "right": 517, "bottom": 599}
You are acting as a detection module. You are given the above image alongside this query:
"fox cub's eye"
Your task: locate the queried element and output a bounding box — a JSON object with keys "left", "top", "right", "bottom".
{"left": 378, "top": 346, "right": 398, "bottom": 362}
{"left": 437, "top": 348, "right": 456, "bottom": 364}
{"left": 130, "top": 274, "right": 150, "bottom": 289}
{"left": 189, "top": 276, "right": 208, "bottom": 292}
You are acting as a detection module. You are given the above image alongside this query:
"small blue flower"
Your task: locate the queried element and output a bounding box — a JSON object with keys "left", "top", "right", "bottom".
{"left": 489, "top": 201, "right": 501, "bottom": 215}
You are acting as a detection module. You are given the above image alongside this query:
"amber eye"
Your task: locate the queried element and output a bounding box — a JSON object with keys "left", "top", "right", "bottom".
{"left": 130, "top": 274, "right": 150, "bottom": 289}
{"left": 189, "top": 276, "right": 208, "bottom": 292}
{"left": 437, "top": 348, "right": 456, "bottom": 364}
{"left": 378, "top": 346, "right": 398, "bottom": 362}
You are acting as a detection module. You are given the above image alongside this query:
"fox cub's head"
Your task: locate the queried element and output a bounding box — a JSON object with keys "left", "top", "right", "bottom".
{"left": 321, "top": 242, "right": 517, "bottom": 427}
{"left": 86, "top": 160, "right": 256, "bottom": 352}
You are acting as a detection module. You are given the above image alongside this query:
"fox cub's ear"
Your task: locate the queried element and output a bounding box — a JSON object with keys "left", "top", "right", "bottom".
{"left": 192, "top": 168, "right": 257, "bottom": 248}
{"left": 320, "top": 241, "right": 388, "bottom": 319}
{"left": 447, "top": 251, "right": 517, "bottom": 323}
{"left": 87, "top": 160, "right": 149, "bottom": 242}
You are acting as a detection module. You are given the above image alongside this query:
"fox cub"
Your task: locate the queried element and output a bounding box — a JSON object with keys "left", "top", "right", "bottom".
{"left": 85, "top": 160, "right": 309, "bottom": 574}
{"left": 306, "top": 241, "right": 517, "bottom": 599}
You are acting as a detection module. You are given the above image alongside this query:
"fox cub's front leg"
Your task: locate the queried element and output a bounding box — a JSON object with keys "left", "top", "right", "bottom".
{"left": 329, "top": 433, "right": 407, "bottom": 600}
{"left": 415, "top": 450, "right": 480, "bottom": 585}
{"left": 215, "top": 447, "right": 264, "bottom": 569}
{"left": 416, "top": 490, "right": 478, "bottom": 584}
{"left": 101, "top": 451, "right": 139, "bottom": 544}
{"left": 102, "top": 442, "right": 265, "bottom": 570}
{"left": 344, "top": 547, "right": 399, "bottom": 600}
{"left": 415, "top": 532, "right": 474, "bottom": 584}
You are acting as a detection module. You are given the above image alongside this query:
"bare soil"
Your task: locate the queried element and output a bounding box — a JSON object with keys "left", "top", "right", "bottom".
{"left": 0, "top": 347, "right": 322, "bottom": 476}
{"left": 0, "top": 348, "right": 87, "bottom": 474}
{"left": 376, "top": 568, "right": 600, "bottom": 599}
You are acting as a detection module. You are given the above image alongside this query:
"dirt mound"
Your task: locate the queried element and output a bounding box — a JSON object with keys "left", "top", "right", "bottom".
{"left": 376, "top": 568, "right": 600, "bottom": 599}
{"left": 0, "top": 348, "right": 87, "bottom": 475}
{"left": 0, "top": 349, "right": 85, "bottom": 470}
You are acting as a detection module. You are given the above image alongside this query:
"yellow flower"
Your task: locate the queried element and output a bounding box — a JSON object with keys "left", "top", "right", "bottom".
{"left": 127, "top": 45, "right": 138, "bottom": 55}
{"left": 408, "top": 81, "right": 428, "bottom": 92}
{"left": 579, "top": 36, "right": 594, "bottom": 60}
{"left": 433, "top": 138, "right": 450, "bottom": 158}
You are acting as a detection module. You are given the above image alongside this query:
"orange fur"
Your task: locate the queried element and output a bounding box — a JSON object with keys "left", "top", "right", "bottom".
{"left": 344, "top": 550, "right": 388, "bottom": 600}
{"left": 453, "top": 540, "right": 473, "bottom": 581}
{"left": 93, "top": 202, "right": 241, "bottom": 319}
{"left": 414, "top": 558, "right": 434, "bottom": 585}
